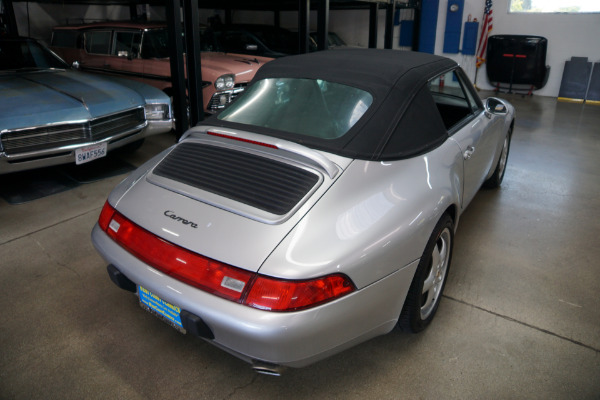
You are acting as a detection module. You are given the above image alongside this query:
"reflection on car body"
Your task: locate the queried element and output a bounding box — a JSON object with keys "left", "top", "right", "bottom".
{"left": 0, "top": 37, "right": 173, "bottom": 174}
{"left": 91, "top": 49, "right": 515, "bottom": 374}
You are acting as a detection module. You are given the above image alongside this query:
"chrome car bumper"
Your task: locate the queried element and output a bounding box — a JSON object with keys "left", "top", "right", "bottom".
{"left": 144, "top": 119, "right": 174, "bottom": 136}
{"left": 91, "top": 223, "right": 419, "bottom": 368}
{"left": 0, "top": 119, "right": 172, "bottom": 174}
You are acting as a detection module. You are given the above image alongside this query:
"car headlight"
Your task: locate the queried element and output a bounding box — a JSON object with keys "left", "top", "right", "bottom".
{"left": 144, "top": 103, "right": 169, "bottom": 120}
{"left": 215, "top": 74, "right": 235, "bottom": 90}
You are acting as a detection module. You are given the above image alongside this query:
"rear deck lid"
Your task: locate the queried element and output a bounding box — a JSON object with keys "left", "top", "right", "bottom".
{"left": 113, "top": 127, "right": 349, "bottom": 271}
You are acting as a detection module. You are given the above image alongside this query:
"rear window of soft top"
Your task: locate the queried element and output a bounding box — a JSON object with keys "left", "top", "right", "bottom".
{"left": 217, "top": 78, "right": 373, "bottom": 140}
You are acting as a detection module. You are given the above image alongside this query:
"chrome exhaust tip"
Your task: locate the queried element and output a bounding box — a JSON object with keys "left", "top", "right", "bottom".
{"left": 251, "top": 361, "right": 286, "bottom": 376}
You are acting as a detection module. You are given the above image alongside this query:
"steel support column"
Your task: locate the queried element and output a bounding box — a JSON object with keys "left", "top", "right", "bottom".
{"left": 298, "top": 0, "right": 310, "bottom": 53}
{"left": 316, "top": 0, "right": 329, "bottom": 51}
{"left": 129, "top": 4, "right": 137, "bottom": 20}
{"left": 412, "top": 3, "right": 421, "bottom": 51}
{"left": 183, "top": 0, "right": 204, "bottom": 128}
{"left": 368, "top": 2, "right": 378, "bottom": 48}
{"left": 166, "top": 0, "right": 188, "bottom": 140}
{"left": 384, "top": 1, "right": 395, "bottom": 49}
{"left": 2, "top": 0, "right": 19, "bottom": 36}
{"left": 274, "top": 9, "right": 280, "bottom": 27}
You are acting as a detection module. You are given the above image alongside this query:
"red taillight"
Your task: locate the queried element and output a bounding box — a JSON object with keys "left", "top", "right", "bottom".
{"left": 103, "top": 211, "right": 254, "bottom": 301}
{"left": 243, "top": 274, "right": 355, "bottom": 311}
{"left": 98, "top": 201, "right": 116, "bottom": 231}
{"left": 100, "top": 209, "right": 355, "bottom": 310}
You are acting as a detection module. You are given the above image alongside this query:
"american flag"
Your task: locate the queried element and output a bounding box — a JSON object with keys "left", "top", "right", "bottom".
{"left": 476, "top": 0, "right": 493, "bottom": 68}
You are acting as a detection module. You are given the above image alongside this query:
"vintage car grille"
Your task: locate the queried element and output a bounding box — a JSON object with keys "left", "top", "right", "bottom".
{"left": 1, "top": 108, "right": 145, "bottom": 155}
{"left": 153, "top": 142, "right": 320, "bottom": 215}
{"left": 90, "top": 108, "right": 145, "bottom": 141}
{"left": 207, "top": 84, "right": 247, "bottom": 113}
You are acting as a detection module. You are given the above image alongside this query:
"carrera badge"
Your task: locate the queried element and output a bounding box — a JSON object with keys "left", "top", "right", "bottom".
{"left": 164, "top": 210, "right": 198, "bottom": 229}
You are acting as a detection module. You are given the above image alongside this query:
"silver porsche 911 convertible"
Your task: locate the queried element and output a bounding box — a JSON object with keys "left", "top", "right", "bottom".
{"left": 92, "top": 49, "right": 514, "bottom": 374}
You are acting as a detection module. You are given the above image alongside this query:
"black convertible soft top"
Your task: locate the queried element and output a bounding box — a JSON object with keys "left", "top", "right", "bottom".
{"left": 206, "top": 48, "right": 458, "bottom": 161}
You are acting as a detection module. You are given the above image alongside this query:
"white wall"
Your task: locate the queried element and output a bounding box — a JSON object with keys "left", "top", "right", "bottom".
{"left": 229, "top": 2, "right": 600, "bottom": 97}
{"left": 434, "top": 0, "right": 600, "bottom": 96}
{"left": 324, "top": 0, "right": 600, "bottom": 97}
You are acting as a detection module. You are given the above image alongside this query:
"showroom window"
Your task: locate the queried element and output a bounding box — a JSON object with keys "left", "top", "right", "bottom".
{"left": 509, "top": 0, "right": 600, "bottom": 13}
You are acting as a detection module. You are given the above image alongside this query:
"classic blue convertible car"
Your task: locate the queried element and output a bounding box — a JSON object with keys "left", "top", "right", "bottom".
{"left": 0, "top": 37, "right": 173, "bottom": 174}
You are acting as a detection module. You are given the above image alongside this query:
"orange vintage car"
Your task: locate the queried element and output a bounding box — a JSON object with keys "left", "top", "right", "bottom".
{"left": 50, "top": 21, "right": 273, "bottom": 113}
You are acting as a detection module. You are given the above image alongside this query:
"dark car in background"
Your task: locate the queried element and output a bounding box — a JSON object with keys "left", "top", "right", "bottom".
{"left": 201, "top": 24, "right": 316, "bottom": 58}
{"left": 309, "top": 31, "right": 348, "bottom": 48}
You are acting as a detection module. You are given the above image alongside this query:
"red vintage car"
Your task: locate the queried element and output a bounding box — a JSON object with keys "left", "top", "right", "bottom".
{"left": 50, "top": 21, "right": 273, "bottom": 113}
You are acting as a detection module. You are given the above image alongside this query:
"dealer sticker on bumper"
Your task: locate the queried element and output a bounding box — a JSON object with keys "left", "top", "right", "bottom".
{"left": 138, "top": 285, "right": 184, "bottom": 332}
{"left": 75, "top": 142, "right": 107, "bottom": 165}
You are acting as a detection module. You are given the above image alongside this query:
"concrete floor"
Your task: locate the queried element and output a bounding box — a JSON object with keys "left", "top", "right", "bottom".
{"left": 1, "top": 93, "right": 599, "bottom": 399}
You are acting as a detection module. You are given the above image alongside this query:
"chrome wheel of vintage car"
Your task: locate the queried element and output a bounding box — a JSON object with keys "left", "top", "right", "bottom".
{"left": 398, "top": 214, "right": 454, "bottom": 333}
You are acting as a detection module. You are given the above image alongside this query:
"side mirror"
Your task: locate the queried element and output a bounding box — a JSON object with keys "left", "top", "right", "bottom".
{"left": 72, "top": 61, "right": 80, "bottom": 69}
{"left": 485, "top": 97, "right": 508, "bottom": 114}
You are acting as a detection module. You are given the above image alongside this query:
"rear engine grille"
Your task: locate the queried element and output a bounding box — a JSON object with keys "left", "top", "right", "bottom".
{"left": 152, "top": 142, "right": 320, "bottom": 215}
{"left": 1, "top": 108, "right": 146, "bottom": 155}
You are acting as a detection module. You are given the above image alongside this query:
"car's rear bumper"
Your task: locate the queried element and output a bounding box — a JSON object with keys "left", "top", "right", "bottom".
{"left": 91, "top": 223, "right": 418, "bottom": 368}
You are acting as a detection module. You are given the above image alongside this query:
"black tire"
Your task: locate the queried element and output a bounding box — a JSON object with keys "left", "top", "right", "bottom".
{"left": 484, "top": 126, "right": 512, "bottom": 188}
{"left": 398, "top": 214, "right": 454, "bottom": 333}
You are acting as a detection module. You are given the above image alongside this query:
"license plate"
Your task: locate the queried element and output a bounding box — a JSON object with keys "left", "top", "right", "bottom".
{"left": 138, "top": 285, "right": 185, "bottom": 333}
{"left": 75, "top": 142, "right": 107, "bottom": 165}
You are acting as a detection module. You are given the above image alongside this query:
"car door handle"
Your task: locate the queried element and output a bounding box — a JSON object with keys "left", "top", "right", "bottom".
{"left": 463, "top": 146, "right": 475, "bottom": 160}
